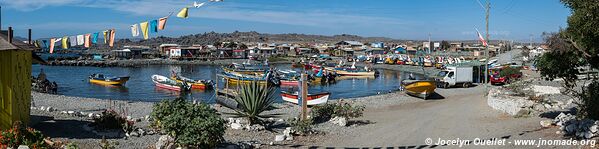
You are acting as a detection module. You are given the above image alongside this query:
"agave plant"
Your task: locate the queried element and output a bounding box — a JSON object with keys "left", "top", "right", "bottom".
{"left": 231, "top": 80, "right": 278, "bottom": 124}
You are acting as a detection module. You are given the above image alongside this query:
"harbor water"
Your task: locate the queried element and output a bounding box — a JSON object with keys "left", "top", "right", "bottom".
{"left": 32, "top": 64, "right": 424, "bottom": 103}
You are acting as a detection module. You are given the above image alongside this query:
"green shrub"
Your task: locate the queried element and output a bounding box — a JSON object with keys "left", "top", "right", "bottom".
{"left": 500, "top": 67, "right": 522, "bottom": 78}
{"left": 287, "top": 118, "right": 314, "bottom": 135}
{"left": 577, "top": 81, "right": 599, "bottom": 120}
{"left": 152, "top": 98, "right": 226, "bottom": 148}
{"left": 311, "top": 100, "right": 365, "bottom": 123}
{"left": 230, "top": 81, "right": 278, "bottom": 125}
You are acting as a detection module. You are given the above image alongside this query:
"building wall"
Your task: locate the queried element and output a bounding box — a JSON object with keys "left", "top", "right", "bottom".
{"left": 0, "top": 50, "right": 31, "bottom": 129}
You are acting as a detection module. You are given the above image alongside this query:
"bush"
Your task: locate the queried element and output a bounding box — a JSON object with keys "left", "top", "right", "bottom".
{"left": 499, "top": 66, "right": 522, "bottom": 78}
{"left": 287, "top": 118, "right": 314, "bottom": 135}
{"left": 0, "top": 121, "right": 49, "bottom": 149}
{"left": 311, "top": 100, "right": 365, "bottom": 123}
{"left": 92, "top": 109, "right": 129, "bottom": 130}
{"left": 151, "top": 98, "right": 226, "bottom": 148}
{"left": 577, "top": 81, "right": 599, "bottom": 120}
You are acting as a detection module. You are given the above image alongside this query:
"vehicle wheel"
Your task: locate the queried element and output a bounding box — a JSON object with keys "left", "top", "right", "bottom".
{"left": 444, "top": 83, "right": 449, "bottom": 89}
{"left": 463, "top": 83, "right": 469, "bottom": 88}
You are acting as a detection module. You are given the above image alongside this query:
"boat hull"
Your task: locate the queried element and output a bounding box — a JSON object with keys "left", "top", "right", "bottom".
{"left": 402, "top": 80, "right": 436, "bottom": 99}
{"left": 89, "top": 76, "right": 129, "bottom": 86}
{"left": 152, "top": 75, "right": 184, "bottom": 91}
{"left": 171, "top": 77, "right": 211, "bottom": 90}
{"left": 335, "top": 70, "right": 376, "bottom": 76}
{"left": 281, "top": 91, "right": 330, "bottom": 105}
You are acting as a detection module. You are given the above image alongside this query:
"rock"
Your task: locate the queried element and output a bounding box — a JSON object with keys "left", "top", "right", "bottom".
{"left": 88, "top": 113, "right": 95, "bottom": 118}
{"left": 248, "top": 124, "right": 265, "bottom": 131}
{"left": 137, "top": 128, "right": 146, "bottom": 136}
{"left": 30, "top": 106, "right": 37, "bottom": 110}
{"left": 156, "top": 135, "right": 175, "bottom": 149}
{"left": 130, "top": 131, "right": 140, "bottom": 137}
{"left": 39, "top": 106, "right": 45, "bottom": 111}
{"left": 274, "top": 135, "right": 286, "bottom": 142}
{"left": 145, "top": 115, "right": 151, "bottom": 121}
{"left": 565, "top": 123, "right": 577, "bottom": 134}
{"left": 230, "top": 123, "right": 243, "bottom": 130}
{"left": 330, "top": 116, "right": 348, "bottom": 126}
{"left": 285, "top": 135, "right": 294, "bottom": 141}
{"left": 79, "top": 112, "right": 86, "bottom": 116}
{"left": 514, "top": 108, "right": 531, "bottom": 118}
{"left": 269, "top": 142, "right": 274, "bottom": 146}
{"left": 17, "top": 145, "right": 29, "bottom": 149}
{"left": 126, "top": 116, "right": 132, "bottom": 121}
{"left": 532, "top": 104, "right": 546, "bottom": 112}
{"left": 147, "top": 130, "right": 156, "bottom": 135}
{"left": 283, "top": 127, "right": 292, "bottom": 136}
{"left": 556, "top": 131, "right": 562, "bottom": 134}
{"left": 67, "top": 111, "right": 75, "bottom": 114}
{"left": 540, "top": 120, "right": 553, "bottom": 128}
{"left": 46, "top": 106, "right": 54, "bottom": 112}
{"left": 590, "top": 125, "right": 598, "bottom": 133}
{"left": 584, "top": 131, "right": 594, "bottom": 139}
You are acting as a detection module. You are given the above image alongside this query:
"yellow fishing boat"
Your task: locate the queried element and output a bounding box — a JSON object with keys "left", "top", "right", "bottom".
{"left": 401, "top": 80, "right": 436, "bottom": 99}
{"left": 89, "top": 74, "right": 130, "bottom": 86}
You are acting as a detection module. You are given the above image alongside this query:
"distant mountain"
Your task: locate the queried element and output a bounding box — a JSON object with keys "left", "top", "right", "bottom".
{"left": 87, "top": 31, "right": 415, "bottom": 53}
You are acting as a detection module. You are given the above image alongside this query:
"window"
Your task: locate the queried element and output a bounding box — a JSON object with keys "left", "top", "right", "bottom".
{"left": 448, "top": 72, "right": 454, "bottom": 78}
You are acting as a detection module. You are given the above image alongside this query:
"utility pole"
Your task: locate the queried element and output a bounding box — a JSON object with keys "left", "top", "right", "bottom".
{"left": 529, "top": 34, "right": 533, "bottom": 47}
{"left": 428, "top": 33, "right": 431, "bottom": 54}
{"left": 484, "top": 0, "right": 490, "bottom": 84}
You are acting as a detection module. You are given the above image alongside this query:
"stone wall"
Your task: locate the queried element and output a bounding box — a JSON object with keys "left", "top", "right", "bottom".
{"left": 487, "top": 88, "right": 535, "bottom": 116}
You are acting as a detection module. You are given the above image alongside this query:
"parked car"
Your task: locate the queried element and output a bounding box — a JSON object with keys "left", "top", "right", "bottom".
{"left": 490, "top": 67, "right": 522, "bottom": 85}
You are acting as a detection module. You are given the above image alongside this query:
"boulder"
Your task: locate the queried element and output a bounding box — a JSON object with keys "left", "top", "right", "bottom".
{"left": 540, "top": 120, "right": 553, "bottom": 128}
{"left": 230, "top": 123, "right": 243, "bottom": 130}
{"left": 156, "top": 135, "right": 175, "bottom": 149}
{"left": 129, "top": 131, "right": 140, "bottom": 137}
{"left": 17, "top": 145, "right": 29, "bottom": 149}
{"left": 584, "top": 131, "right": 594, "bottom": 139}
{"left": 590, "top": 125, "right": 598, "bottom": 133}
{"left": 565, "top": 123, "right": 577, "bottom": 134}
{"left": 274, "top": 135, "right": 286, "bottom": 142}
{"left": 88, "top": 113, "right": 95, "bottom": 118}
{"left": 330, "top": 116, "right": 348, "bottom": 126}
{"left": 285, "top": 135, "right": 294, "bottom": 141}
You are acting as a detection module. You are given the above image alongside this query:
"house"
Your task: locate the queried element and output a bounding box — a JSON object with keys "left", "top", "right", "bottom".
{"left": 333, "top": 48, "right": 355, "bottom": 57}
{"left": 159, "top": 44, "right": 179, "bottom": 57}
{"left": 232, "top": 49, "right": 249, "bottom": 59}
{"left": 336, "top": 41, "right": 364, "bottom": 50}
{"left": 0, "top": 28, "right": 45, "bottom": 129}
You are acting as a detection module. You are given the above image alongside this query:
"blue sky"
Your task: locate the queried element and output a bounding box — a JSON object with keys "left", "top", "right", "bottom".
{"left": 0, "top": 0, "right": 570, "bottom": 42}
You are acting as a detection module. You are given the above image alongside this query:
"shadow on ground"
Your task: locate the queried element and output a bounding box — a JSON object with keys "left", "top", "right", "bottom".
{"left": 30, "top": 115, "right": 123, "bottom": 139}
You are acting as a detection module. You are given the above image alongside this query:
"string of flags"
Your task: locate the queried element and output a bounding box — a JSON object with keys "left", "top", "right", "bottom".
{"left": 34, "top": 0, "right": 220, "bottom": 53}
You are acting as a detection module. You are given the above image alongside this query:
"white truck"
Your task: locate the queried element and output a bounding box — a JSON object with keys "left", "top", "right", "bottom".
{"left": 436, "top": 66, "right": 473, "bottom": 88}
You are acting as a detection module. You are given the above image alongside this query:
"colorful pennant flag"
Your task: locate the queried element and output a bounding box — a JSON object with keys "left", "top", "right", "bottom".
{"left": 76, "top": 35, "right": 84, "bottom": 46}
{"left": 92, "top": 32, "right": 99, "bottom": 44}
{"left": 177, "top": 7, "right": 189, "bottom": 18}
{"left": 158, "top": 17, "right": 168, "bottom": 30}
{"left": 109, "top": 29, "right": 116, "bottom": 47}
{"left": 150, "top": 20, "right": 158, "bottom": 33}
{"left": 140, "top": 21, "right": 149, "bottom": 40}
{"left": 69, "top": 36, "right": 77, "bottom": 47}
{"left": 84, "top": 34, "right": 91, "bottom": 48}
{"left": 131, "top": 24, "right": 140, "bottom": 37}
{"left": 49, "top": 38, "right": 56, "bottom": 54}
{"left": 62, "top": 36, "right": 69, "bottom": 49}
{"left": 103, "top": 30, "right": 108, "bottom": 44}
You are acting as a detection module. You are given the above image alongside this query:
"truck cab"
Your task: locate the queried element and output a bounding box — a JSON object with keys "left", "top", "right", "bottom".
{"left": 436, "top": 66, "right": 473, "bottom": 88}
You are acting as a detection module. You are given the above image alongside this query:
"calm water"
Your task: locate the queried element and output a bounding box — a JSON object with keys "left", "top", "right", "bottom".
{"left": 32, "top": 64, "right": 422, "bottom": 103}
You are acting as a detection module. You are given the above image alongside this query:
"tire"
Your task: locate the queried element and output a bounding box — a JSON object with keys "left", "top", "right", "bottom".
{"left": 444, "top": 83, "right": 449, "bottom": 89}
{"left": 462, "top": 82, "right": 470, "bottom": 88}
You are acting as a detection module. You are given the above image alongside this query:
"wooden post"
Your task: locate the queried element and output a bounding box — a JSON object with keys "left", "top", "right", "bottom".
{"left": 300, "top": 73, "right": 308, "bottom": 120}
{"left": 28, "top": 29, "right": 32, "bottom": 45}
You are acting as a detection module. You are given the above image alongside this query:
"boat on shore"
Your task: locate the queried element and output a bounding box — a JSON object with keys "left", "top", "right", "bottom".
{"left": 171, "top": 75, "right": 213, "bottom": 90}
{"left": 88, "top": 74, "right": 130, "bottom": 86}
{"left": 152, "top": 75, "right": 190, "bottom": 91}
{"left": 334, "top": 69, "right": 377, "bottom": 76}
{"left": 281, "top": 91, "right": 330, "bottom": 105}
{"left": 401, "top": 80, "right": 436, "bottom": 99}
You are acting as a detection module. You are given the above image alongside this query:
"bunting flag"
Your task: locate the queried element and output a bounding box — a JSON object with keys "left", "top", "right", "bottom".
{"left": 109, "top": 29, "right": 116, "bottom": 47}
{"left": 42, "top": 40, "right": 48, "bottom": 49}
{"left": 158, "top": 17, "right": 168, "bottom": 30}
{"left": 49, "top": 38, "right": 56, "bottom": 54}
{"left": 92, "top": 32, "right": 99, "bottom": 44}
{"left": 150, "top": 20, "right": 158, "bottom": 33}
{"left": 69, "top": 36, "right": 77, "bottom": 47}
{"left": 62, "top": 36, "right": 69, "bottom": 49}
{"left": 176, "top": 7, "right": 189, "bottom": 18}
{"left": 76, "top": 35, "right": 84, "bottom": 46}
{"left": 84, "top": 34, "right": 91, "bottom": 48}
{"left": 103, "top": 30, "right": 108, "bottom": 44}
{"left": 130, "top": 24, "right": 140, "bottom": 37}
{"left": 140, "top": 21, "right": 149, "bottom": 40}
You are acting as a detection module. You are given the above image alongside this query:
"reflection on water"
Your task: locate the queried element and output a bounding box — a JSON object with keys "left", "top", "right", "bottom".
{"left": 32, "top": 64, "right": 421, "bottom": 103}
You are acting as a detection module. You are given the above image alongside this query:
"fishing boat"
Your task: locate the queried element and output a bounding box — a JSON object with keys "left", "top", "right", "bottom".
{"left": 281, "top": 91, "right": 330, "bottom": 105}
{"left": 334, "top": 69, "right": 377, "bottom": 76}
{"left": 223, "top": 61, "right": 269, "bottom": 74}
{"left": 171, "top": 75, "right": 213, "bottom": 90}
{"left": 423, "top": 58, "right": 433, "bottom": 67}
{"left": 152, "top": 75, "right": 190, "bottom": 91}
{"left": 88, "top": 74, "right": 130, "bottom": 86}
{"left": 401, "top": 80, "right": 436, "bottom": 99}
